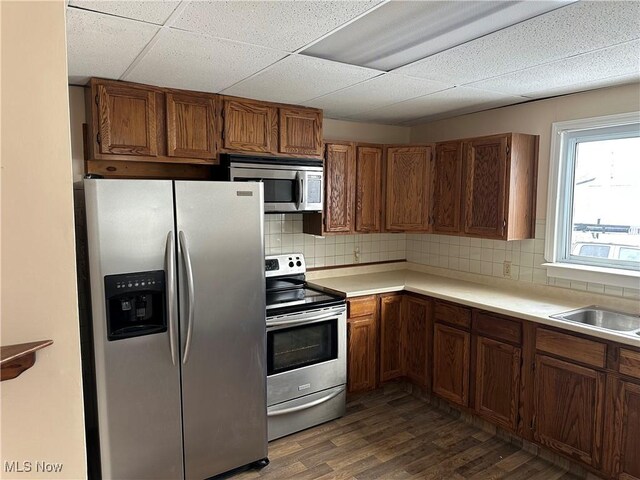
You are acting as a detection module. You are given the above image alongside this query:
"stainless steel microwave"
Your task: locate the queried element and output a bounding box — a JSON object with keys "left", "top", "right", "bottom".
{"left": 219, "top": 154, "right": 323, "bottom": 213}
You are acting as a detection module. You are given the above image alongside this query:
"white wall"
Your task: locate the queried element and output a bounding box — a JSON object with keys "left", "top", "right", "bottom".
{"left": 324, "top": 117, "right": 410, "bottom": 144}
{"left": 407, "top": 83, "right": 640, "bottom": 299}
{"left": 1, "top": 2, "right": 86, "bottom": 479}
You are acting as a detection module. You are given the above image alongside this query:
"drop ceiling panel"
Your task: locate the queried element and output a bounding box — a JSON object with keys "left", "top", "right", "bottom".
{"left": 395, "top": 1, "right": 640, "bottom": 85}
{"left": 68, "top": 1, "right": 181, "bottom": 25}
{"left": 469, "top": 40, "right": 640, "bottom": 97}
{"left": 66, "top": 8, "right": 159, "bottom": 85}
{"left": 304, "top": 74, "right": 452, "bottom": 118}
{"left": 222, "top": 55, "right": 382, "bottom": 105}
{"left": 350, "top": 87, "right": 526, "bottom": 125}
{"left": 123, "top": 29, "right": 288, "bottom": 93}
{"left": 172, "top": 0, "right": 383, "bottom": 53}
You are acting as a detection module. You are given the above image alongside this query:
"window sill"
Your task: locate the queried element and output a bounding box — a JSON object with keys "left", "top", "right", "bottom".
{"left": 543, "top": 262, "right": 640, "bottom": 289}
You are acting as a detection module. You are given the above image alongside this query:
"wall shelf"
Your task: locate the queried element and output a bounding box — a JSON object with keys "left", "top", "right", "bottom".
{"left": 1, "top": 340, "right": 53, "bottom": 381}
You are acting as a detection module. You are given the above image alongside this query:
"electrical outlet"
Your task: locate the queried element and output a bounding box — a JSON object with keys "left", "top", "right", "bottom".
{"left": 354, "top": 246, "right": 360, "bottom": 263}
{"left": 503, "top": 261, "right": 512, "bottom": 278}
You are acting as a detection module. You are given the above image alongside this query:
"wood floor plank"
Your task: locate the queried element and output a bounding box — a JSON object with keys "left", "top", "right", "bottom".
{"left": 237, "top": 386, "right": 594, "bottom": 480}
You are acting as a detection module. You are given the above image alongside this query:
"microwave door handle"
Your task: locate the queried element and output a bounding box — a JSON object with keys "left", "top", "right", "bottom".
{"left": 295, "top": 172, "right": 303, "bottom": 210}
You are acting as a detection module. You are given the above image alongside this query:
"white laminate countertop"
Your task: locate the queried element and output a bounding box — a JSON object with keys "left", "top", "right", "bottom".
{"left": 307, "top": 265, "right": 640, "bottom": 347}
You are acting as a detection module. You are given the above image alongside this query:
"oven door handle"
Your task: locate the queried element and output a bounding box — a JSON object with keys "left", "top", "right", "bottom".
{"left": 267, "top": 307, "right": 346, "bottom": 328}
{"left": 267, "top": 386, "right": 345, "bottom": 417}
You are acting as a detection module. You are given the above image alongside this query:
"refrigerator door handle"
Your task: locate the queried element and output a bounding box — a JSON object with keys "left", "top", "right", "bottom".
{"left": 179, "top": 230, "right": 195, "bottom": 364}
{"left": 165, "top": 232, "right": 177, "bottom": 366}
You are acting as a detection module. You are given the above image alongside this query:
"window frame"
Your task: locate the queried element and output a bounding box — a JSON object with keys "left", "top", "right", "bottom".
{"left": 544, "top": 111, "right": 640, "bottom": 289}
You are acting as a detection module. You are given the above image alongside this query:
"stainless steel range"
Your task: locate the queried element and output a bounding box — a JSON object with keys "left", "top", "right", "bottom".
{"left": 265, "top": 253, "right": 347, "bottom": 440}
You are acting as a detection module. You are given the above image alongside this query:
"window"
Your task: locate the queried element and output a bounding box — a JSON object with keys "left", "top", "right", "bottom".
{"left": 545, "top": 112, "right": 640, "bottom": 288}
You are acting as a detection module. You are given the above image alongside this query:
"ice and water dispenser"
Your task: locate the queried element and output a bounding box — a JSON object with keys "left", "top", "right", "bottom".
{"left": 104, "top": 271, "right": 166, "bottom": 341}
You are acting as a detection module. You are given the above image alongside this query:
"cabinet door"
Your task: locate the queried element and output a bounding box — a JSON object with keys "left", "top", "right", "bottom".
{"left": 475, "top": 336, "right": 521, "bottom": 431}
{"left": 403, "top": 296, "right": 431, "bottom": 389}
{"left": 385, "top": 146, "right": 431, "bottom": 231}
{"left": 432, "top": 323, "right": 470, "bottom": 406}
{"left": 380, "top": 295, "right": 404, "bottom": 382}
{"left": 96, "top": 82, "right": 158, "bottom": 157}
{"left": 533, "top": 355, "right": 605, "bottom": 468}
{"left": 166, "top": 92, "right": 216, "bottom": 160}
{"left": 431, "top": 142, "right": 462, "bottom": 234}
{"left": 324, "top": 143, "right": 355, "bottom": 233}
{"left": 347, "top": 315, "right": 378, "bottom": 393}
{"left": 462, "top": 135, "right": 508, "bottom": 238}
{"left": 355, "top": 146, "right": 382, "bottom": 233}
{"left": 605, "top": 378, "right": 640, "bottom": 480}
{"left": 279, "top": 107, "right": 322, "bottom": 156}
{"left": 223, "top": 99, "right": 276, "bottom": 153}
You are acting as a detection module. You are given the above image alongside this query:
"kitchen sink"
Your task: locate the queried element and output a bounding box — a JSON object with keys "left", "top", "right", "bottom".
{"left": 551, "top": 306, "right": 640, "bottom": 332}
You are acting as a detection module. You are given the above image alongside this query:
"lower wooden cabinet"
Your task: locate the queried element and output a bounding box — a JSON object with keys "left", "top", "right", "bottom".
{"left": 474, "top": 336, "right": 521, "bottom": 431}
{"left": 432, "top": 322, "right": 470, "bottom": 406}
{"left": 403, "top": 295, "right": 431, "bottom": 389}
{"left": 533, "top": 354, "right": 606, "bottom": 468}
{"left": 605, "top": 377, "right": 640, "bottom": 480}
{"left": 347, "top": 315, "right": 378, "bottom": 393}
{"left": 380, "top": 294, "right": 404, "bottom": 382}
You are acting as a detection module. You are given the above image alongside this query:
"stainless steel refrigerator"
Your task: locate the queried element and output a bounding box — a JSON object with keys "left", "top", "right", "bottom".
{"left": 84, "top": 179, "right": 268, "bottom": 479}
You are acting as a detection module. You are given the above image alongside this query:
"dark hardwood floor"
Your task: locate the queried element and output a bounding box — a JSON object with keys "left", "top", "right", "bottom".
{"left": 234, "top": 386, "right": 584, "bottom": 480}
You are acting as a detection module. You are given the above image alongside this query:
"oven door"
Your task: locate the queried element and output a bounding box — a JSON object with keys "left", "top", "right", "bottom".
{"left": 266, "top": 305, "right": 346, "bottom": 406}
{"left": 229, "top": 163, "right": 323, "bottom": 213}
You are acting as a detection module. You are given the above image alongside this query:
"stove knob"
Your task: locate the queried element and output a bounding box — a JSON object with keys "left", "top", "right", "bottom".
{"left": 296, "top": 261, "right": 302, "bottom": 267}
{"left": 289, "top": 261, "right": 294, "bottom": 268}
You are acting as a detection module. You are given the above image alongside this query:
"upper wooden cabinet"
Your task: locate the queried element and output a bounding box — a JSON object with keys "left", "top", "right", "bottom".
{"left": 279, "top": 107, "right": 322, "bottom": 156}
{"left": 92, "top": 80, "right": 159, "bottom": 158}
{"left": 431, "top": 142, "right": 463, "bottom": 234}
{"left": 385, "top": 146, "right": 432, "bottom": 231}
{"left": 324, "top": 143, "right": 355, "bottom": 233}
{"left": 462, "top": 133, "right": 538, "bottom": 240}
{"left": 355, "top": 146, "right": 383, "bottom": 233}
{"left": 222, "top": 99, "right": 276, "bottom": 154}
{"left": 166, "top": 92, "right": 216, "bottom": 160}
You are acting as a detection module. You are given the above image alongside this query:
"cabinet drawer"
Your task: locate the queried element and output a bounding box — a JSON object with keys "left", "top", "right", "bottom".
{"left": 434, "top": 301, "right": 471, "bottom": 329}
{"left": 536, "top": 328, "right": 606, "bottom": 368}
{"left": 474, "top": 311, "right": 522, "bottom": 344}
{"left": 348, "top": 296, "right": 377, "bottom": 318}
{"left": 619, "top": 348, "right": 640, "bottom": 380}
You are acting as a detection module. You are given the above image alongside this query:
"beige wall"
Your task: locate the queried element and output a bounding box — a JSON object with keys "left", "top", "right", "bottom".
{"left": 69, "top": 87, "right": 86, "bottom": 184}
{"left": 324, "top": 117, "right": 410, "bottom": 144}
{"left": 409, "top": 83, "right": 640, "bottom": 219}
{"left": 1, "top": 2, "right": 86, "bottom": 479}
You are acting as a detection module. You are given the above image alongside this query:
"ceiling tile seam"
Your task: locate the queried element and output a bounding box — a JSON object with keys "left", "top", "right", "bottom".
{"left": 118, "top": 27, "right": 166, "bottom": 82}
{"left": 459, "top": 37, "right": 640, "bottom": 90}
{"left": 162, "top": 24, "right": 294, "bottom": 56}
{"left": 292, "top": 0, "right": 391, "bottom": 55}
{"left": 299, "top": 72, "right": 388, "bottom": 103}
{"left": 389, "top": 1, "right": 578, "bottom": 74}
{"left": 307, "top": 82, "right": 456, "bottom": 118}
{"left": 161, "top": 0, "right": 190, "bottom": 28}
{"left": 218, "top": 53, "right": 385, "bottom": 97}
{"left": 66, "top": 5, "right": 166, "bottom": 27}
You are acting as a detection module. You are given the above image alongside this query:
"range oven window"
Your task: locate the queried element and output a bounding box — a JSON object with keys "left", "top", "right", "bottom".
{"left": 267, "top": 320, "right": 338, "bottom": 375}
{"left": 236, "top": 177, "right": 295, "bottom": 203}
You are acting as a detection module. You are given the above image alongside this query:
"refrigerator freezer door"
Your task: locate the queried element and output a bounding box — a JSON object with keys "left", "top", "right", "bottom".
{"left": 175, "top": 181, "right": 267, "bottom": 479}
{"left": 84, "top": 179, "right": 183, "bottom": 479}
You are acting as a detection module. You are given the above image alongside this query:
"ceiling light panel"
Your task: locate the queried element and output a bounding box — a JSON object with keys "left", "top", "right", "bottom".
{"left": 66, "top": 8, "right": 159, "bottom": 85}
{"left": 222, "top": 55, "right": 382, "bottom": 105}
{"left": 68, "top": 1, "right": 181, "bottom": 26}
{"left": 171, "top": 1, "right": 384, "bottom": 53}
{"left": 123, "top": 29, "right": 288, "bottom": 93}
{"left": 304, "top": 73, "right": 452, "bottom": 118}
{"left": 349, "top": 86, "right": 525, "bottom": 125}
{"left": 302, "top": 0, "right": 574, "bottom": 71}
{"left": 396, "top": 0, "right": 640, "bottom": 85}
{"left": 467, "top": 40, "right": 640, "bottom": 98}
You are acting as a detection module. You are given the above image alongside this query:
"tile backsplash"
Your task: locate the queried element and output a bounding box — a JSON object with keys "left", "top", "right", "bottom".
{"left": 264, "top": 214, "right": 406, "bottom": 268}
{"left": 264, "top": 215, "right": 639, "bottom": 300}
{"left": 406, "top": 219, "right": 640, "bottom": 300}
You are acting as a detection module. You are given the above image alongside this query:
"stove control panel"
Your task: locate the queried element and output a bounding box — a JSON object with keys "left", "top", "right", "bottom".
{"left": 265, "top": 253, "right": 306, "bottom": 277}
